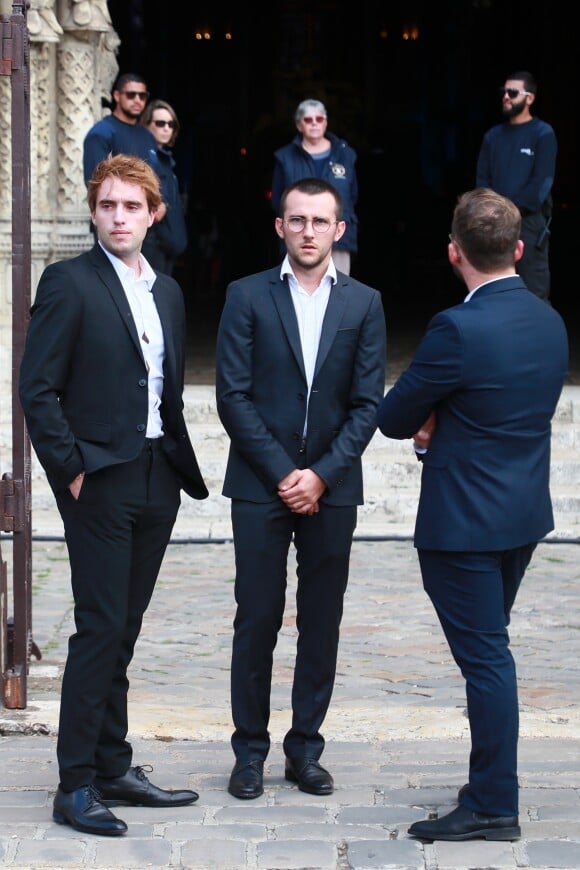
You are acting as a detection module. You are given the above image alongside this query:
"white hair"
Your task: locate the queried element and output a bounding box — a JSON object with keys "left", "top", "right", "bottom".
{"left": 294, "top": 99, "right": 327, "bottom": 124}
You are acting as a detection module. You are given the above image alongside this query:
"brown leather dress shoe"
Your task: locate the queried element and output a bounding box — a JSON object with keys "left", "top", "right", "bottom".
{"left": 228, "top": 759, "right": 264, "bottom": 799}
{"left": 94, "top": 765, "right": 198, "bottom": 807}
{"left": 408, "top": 804, "right": 520, "bottom": 841}
{"left": 284, "top": 757, "right": 334, "bottom": 795}
{"left": 53, "top": 784, "right": 127, "bottom": 836}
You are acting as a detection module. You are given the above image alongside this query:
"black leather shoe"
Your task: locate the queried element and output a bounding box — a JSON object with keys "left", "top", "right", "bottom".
{"left": 228, "top": 760, "right": 264, "bottom": 799}
{"left": 457, "top": 782, "right": 469, "bottom": 801}
{"left": 285, "top": 757, "right": 334, "bottom": 795}
{"left": 53, "top": 784, "right": 127, "bottom": 836}
{"left": 408, "top": 805, "right": 520, "bottom": 841}
{"left": 94, "top": 765, "right": 198, "bottom": 807}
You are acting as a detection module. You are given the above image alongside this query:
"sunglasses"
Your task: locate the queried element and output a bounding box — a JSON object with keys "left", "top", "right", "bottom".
{"left": 153, "top": 119, "right": 176, "bottom": 129}
{"left": 302, "top": 115, "right": 326, "bottom": 124}
{"left": 498, "top": 87, "right": 532, "bottom": 99}
{"left": 120, "top": 90, "right": 149, "bottom": 101}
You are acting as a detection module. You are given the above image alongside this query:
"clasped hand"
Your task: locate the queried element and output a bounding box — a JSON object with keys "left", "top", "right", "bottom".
{"left": 278, "top": 468, "right": 325, "bottom": 515}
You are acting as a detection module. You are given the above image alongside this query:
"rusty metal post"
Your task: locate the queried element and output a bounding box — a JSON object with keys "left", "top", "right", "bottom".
{"left": 1, "top": 0, "right": 37, "bottom": 709}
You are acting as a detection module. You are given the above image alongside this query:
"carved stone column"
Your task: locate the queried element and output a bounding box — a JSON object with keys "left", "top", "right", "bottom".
{"left": 54, "top": 0, "right": 120, "bottom": 258}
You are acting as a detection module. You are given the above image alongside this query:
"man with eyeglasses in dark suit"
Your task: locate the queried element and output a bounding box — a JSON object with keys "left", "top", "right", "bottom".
{"left": 476, "top": 70, "right": 557, "bottom": 303}
{"left": 216, "top": 177, "right": 386, "bottom": 801}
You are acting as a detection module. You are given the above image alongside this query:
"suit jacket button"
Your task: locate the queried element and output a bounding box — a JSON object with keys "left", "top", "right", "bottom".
{"left": 137, "top": 423, "right": 146, "bottom": 432}
{"left": 138, "top": 378, "right": 147, "bottom": 387}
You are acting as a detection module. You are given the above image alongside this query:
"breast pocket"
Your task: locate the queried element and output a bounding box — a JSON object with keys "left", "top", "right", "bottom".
{"left": 66, "top": 415, "right": 111, "bottom": 445}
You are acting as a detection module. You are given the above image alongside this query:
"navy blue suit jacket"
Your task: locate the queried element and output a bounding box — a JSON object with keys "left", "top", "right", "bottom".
{"left": 376, "top": 277, "right": 568, "bottom": 550}
{"left": 216, "top": 266, "right": 386, "bottom": 505}
{"left": 19, "top": 244, "right": 208, "bottom": 501}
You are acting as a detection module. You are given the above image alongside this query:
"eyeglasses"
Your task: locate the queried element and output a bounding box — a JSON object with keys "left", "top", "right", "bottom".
{"left": 498, "top": 87, "right": 532, "bottom": 99}
{"left": 301, "top": 115, "right": 326, "bottom": 124}
{"left": 284, "top": 217, "right": 337, "bottom": 234}
{"left": 120, "top": 90, "right": 149, "bottom": 101}
{"left": 153, "top": 119, "right": 176, "bottom": 129}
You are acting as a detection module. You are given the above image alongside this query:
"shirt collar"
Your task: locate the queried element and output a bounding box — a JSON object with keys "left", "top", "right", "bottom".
{"left": 464, "top": 275, "right": 513, "bottom": 302}
{"left": 99, "top": 240, "right": 157, "bottom": 290}
{"left": 280, "top": 253, "right": 337, "bottom": 285}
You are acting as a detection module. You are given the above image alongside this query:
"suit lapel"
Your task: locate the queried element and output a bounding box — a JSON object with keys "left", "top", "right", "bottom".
{"left": 314, "top": 279, "right": 348, "bottom": 376}
{"left": 89, "top": 245, "right": 143, "bottom": 357}
{"left": 270, "top": 275, "right": 307, "bottom": 379}
{"left": 152, "top": 278, "right": 178, "bottom": 381}
{"left": 270, "top": 272, "right": 349, "bottom": 380}
{"left": 89, "top": 246, "right": 178, "bottom": 381}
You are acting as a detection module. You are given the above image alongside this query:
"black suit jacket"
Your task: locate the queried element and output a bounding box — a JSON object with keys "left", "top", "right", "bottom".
{"left": 216, "top": 266, "right": 386, "bottom": 505}
{"left": 19, "top": 244, "right": 208, "bottom": 500}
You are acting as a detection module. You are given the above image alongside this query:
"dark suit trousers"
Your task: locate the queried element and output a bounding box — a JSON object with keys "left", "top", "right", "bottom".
{"left": 230, "top": 498, "right": 357, "bottom": 762}
{"left": 54, "top": 440, "right": 181, "bottom": 791}
{"left": 418, "top": 544, "right": 536, "bottom": 817}
{"left": 518, "top": 211, "right": 551, "bottom": 302}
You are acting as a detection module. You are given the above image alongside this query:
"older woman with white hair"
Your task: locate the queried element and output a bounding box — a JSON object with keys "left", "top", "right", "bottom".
{"left": 272, "top": 98, "right": 359, "bottom": 275}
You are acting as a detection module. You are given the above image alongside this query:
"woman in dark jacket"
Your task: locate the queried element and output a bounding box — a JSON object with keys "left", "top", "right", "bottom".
{"left": 272, "top": 98, "right": 358, "bottom": 275}
{"left": 140, "top": 99, "right": 188, "bottom": 275}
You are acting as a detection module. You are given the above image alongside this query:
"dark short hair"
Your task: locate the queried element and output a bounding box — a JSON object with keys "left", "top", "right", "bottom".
{"left": 451, "top": 188, "right": 521, "bottom": 273}
{"left": 111, "top": 72, "right": 147, "bottom": 95}
{"left": 505, "top": 69, "right": 537, "bottom": 94}
{"left": 278, "top": 177, "right": 343, "bottom": 220}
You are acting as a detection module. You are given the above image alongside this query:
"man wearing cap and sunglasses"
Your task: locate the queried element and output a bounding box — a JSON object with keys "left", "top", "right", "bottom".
{"left": 476, "top": 70, "right": 557, "bottom": 303}
{"left": 83, "top": 73, "right": 168, "bottom": 239}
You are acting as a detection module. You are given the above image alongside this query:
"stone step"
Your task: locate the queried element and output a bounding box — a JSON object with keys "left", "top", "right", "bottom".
{"left": 5, "top": 386, "right": 580, "bottom": 542}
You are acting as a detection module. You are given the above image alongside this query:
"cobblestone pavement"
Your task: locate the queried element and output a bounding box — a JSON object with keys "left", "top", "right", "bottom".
{"left": 1, "top": 538, "right": 580, "bottom": 869}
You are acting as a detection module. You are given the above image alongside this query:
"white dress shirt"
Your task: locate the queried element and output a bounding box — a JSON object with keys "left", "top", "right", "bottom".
{"left": 280, "top": 254, "right": 336, "bottom": 434}
{"left": 100, "top": 243, "right": 165, "bottom": 438}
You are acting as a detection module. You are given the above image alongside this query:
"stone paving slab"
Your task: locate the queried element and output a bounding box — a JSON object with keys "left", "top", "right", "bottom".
{"left": 0, "top": 539, "right": 579, "bottom": 868}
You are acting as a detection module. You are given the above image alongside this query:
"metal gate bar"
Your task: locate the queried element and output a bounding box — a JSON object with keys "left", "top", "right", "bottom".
{"left": 1, "top": 0, "right": 38, "bottom": 709}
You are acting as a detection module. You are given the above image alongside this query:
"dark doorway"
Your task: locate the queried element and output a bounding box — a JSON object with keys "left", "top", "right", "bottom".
{"left": 106, "top": 0, "right": 577, "bottom": 362}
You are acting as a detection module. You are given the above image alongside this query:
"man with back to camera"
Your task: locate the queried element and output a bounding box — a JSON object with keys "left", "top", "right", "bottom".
{"left": 476, "top": 70, "right": 556, "bottom": 303}
{"left": 376, "top": 188, "right": 567, "bottom": 841}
